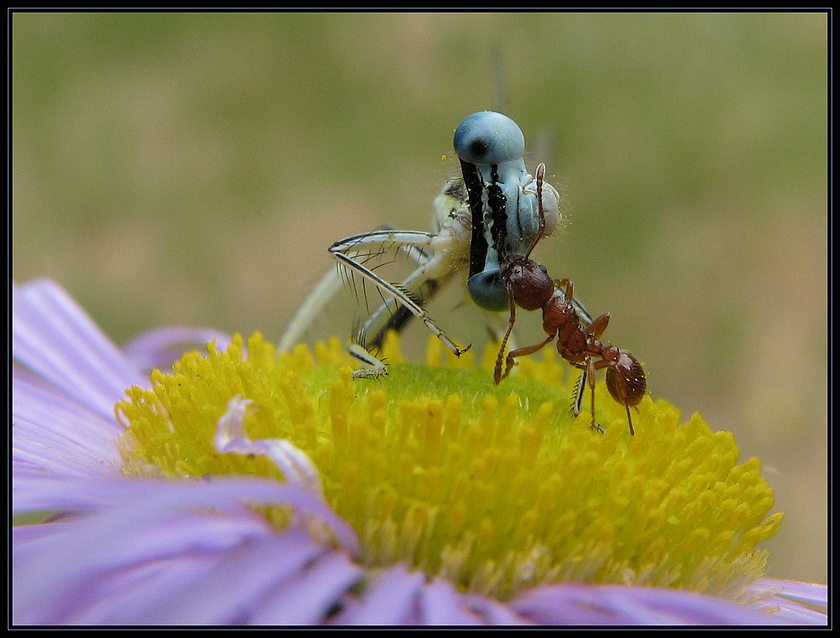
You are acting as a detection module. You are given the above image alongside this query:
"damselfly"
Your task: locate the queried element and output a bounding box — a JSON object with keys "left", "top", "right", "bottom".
{"left": 280, "top": 111, "right": 594, "bottom": 412}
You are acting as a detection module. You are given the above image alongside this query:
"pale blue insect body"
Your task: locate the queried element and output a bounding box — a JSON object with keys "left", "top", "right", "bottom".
{"left": 454, "top": 111, "right": 560, "bottom": 311}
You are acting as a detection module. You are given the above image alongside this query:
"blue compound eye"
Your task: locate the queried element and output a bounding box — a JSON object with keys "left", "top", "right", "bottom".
{"left": 467, "top": 270, "right": 510, "bottom": 312}
{"left": 453, "top": 111, "right": 526, "bottom": 166}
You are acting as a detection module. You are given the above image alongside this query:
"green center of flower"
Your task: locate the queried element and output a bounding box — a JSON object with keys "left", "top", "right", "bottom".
{"left": 116, "top": 332, "right": 782, "bottom": 601}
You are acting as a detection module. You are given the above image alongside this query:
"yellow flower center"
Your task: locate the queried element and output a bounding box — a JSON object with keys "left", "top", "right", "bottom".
{"left": 116, "top": 332, "right": 782, "bottom": 601}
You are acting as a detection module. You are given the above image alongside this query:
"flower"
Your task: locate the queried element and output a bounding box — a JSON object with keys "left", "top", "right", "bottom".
{"left": 12, "top": 278, "right": 827, "bottom": 625}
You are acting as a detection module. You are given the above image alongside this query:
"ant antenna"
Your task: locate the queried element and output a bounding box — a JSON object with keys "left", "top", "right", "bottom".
{"left": 523, "top": 163, "right": 548, "bottom": 261}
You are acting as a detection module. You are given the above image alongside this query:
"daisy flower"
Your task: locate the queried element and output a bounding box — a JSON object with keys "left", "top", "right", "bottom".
{"left": 12, "top": 278, "right": 827, "bottom": 625}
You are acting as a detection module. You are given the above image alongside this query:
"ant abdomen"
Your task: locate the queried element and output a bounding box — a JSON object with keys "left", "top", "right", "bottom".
{"left": 604, "top": 348, "right": 646, "bottom": 435}
{"left": 604, "top": 349, "right": 646, "bottom": 406}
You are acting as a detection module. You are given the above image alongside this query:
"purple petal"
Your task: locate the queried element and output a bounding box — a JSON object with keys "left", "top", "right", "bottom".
{"left": 13, "top": 367, "right": 124, "bottom": 490}
{"left": 417, "top": 578, "right": 487, "bottom": 625}
{"left": 14, "top": 505, "right": 271, "bottom": 624}
{"left": 12, "top": 279, "right": 147, "bottom": 421}
{"left": 249, "top": 551, "right": 364, "bottom": 624}
{"left": 328, "top": 569, "right": 534, "bottom": 626}
{"left": 109, "top": 531, "right": 337, "bottom": 625}
{"left": 215, "top": 395, "right": 323, "bottom": 496}
{"left": 510, "top": 583, "right": 788, "bottom": 625}
{"left": 462, "top": 593, "right": 531, "bottom": 625}
{"left": 743, "top": 578, "right": 828, "bottom": 625}
{"left": 73, "top": 549, "right": 235, "bottom": 624}
{"left": 14, "top": 477, "right": 359, "bottom": 555}
{"left": 13, "top": 477, "right": 362, "bottom": 625}
{"left": 331, "top": 564, "right": 426, "bottom": 625}
{"left": 13, "top": 518, "right": 78, "bottom": 556}
{"left": 122, "top": 326, "right": 232, "bottom": 372}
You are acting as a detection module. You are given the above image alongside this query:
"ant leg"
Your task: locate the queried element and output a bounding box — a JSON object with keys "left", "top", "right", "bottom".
{"left": 555, "top": 278, "right": 573, "bottom": 298}
{"left": 570, "top": 294, "right": 594, "bottom": 420}
{"left": 584, "top": 313, "right": 611, "bottom": 341}
{"left": 586, "top": 358, "right": 605, "bottom": 434}
{"left": 494, "top": 294, "right": 519, "bottom": 384}
{"left": 625, "top": 405, "right": 635, "bottom": 437}
{"left": 502, "top": 333, "right": 556, "bottom": 381}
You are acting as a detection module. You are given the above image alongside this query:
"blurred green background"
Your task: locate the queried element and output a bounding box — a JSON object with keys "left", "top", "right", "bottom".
{"left": 12, "top": 12, "right": 826, "bottom": 584}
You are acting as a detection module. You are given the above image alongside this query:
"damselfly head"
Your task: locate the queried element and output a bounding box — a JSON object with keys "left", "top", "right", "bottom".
{"left": 453, "top": 111, "right": 526, "bottom": 165}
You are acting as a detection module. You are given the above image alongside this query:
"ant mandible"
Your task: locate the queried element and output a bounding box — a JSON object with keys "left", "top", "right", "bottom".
{"left": 493, "top": 163, "right": 646, "bottom": 435}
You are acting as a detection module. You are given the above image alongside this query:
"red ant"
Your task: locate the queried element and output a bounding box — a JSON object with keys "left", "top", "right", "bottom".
{"left": 494, "top": 164, "right": 646, "bottom": 435}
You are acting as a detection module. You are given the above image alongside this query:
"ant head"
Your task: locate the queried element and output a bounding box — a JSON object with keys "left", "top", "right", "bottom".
{"left": 501, "top": 257, "right": 553, "bottom": 312}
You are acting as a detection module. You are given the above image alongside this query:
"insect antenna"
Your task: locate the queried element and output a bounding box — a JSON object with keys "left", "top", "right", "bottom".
{"left": 524, "top": 163, "right": 548, "bottom": 260}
